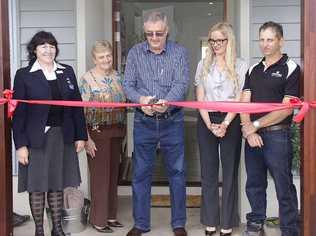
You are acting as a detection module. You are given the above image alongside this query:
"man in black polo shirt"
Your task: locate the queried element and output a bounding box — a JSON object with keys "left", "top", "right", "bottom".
{"left": 241, "top": 21, "right": 300, "bottom": 236}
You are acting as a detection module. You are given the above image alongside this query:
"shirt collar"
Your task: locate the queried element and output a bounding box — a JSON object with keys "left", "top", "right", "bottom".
{"left": 29, "top": 60, "right": 66, "bottom": 73}
{"left": 261, "top": 53, "right": 288, "bottom": 67}
{"left": 143, "top": 41, "right": 167, "bottom": 54}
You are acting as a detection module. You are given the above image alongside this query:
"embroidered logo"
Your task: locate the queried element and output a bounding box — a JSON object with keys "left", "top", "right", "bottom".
{"left": 271, "top": 71, "right": 283, "bottom": 78}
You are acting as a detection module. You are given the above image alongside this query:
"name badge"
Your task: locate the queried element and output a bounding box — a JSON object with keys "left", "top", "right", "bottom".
{"left": 66, "top": 78, "right": 75, "bottom": 90}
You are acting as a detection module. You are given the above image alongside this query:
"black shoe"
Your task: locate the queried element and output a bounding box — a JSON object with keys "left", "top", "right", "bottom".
{"left": 126, "top": 227, "right": 149, "bottom": 236}
{"left": 205, "top": 229, "right": 216, "bottom": 235}
{"left": 107, "top": 220, "right": 124, "bottom": 227}
{"left": 244, "top": 222, "right": 264, "bottom": 236}
{"left": 52, "top": 229, "right": 66, "bottom": 236}
{"left": 13, "top": 212, "right": 30, "bottom": 227}
{"left": 35, "top": 229, "right": 45, "bottom": 236}
{"left": 92, "top": 224, "right": 114, "bottom": 233}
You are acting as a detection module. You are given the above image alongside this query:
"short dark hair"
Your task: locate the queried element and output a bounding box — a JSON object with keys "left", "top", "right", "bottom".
{"left": 259, "top": 21, "right": 283, "bottom": 39}
{"left": 26, "top": 31, "right": 59, "bottom": 65}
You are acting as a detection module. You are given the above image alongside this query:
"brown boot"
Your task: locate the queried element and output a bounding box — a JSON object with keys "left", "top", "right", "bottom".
{"left": 126, "top": 227, "right": 148, "bottom": 236}
{"left": 173, "top": 227, "right": 187, "bottom": 236}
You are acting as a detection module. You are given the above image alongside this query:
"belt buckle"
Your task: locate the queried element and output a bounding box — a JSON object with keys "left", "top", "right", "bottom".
{"left": 153, "top": 111, "right": 168, "bottom": 120}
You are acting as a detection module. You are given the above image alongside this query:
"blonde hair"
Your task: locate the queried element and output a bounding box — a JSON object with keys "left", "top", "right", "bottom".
{"left": 200, "top": 22, "right": 239, "bottom": 95}
{"left": 91, "top": 40, "right": 112, "bottom": 57}
{"left": 91, "top": 40, "right": 114, "bottom": 74}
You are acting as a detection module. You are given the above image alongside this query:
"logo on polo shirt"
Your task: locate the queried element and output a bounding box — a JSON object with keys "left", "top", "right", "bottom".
{"left": 271, "top": 71, "right": 283, "bottom": 78}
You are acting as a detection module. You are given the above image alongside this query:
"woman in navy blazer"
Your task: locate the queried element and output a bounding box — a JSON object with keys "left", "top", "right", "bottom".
{"left": 12, "top": 31, "right": 87, "bottom": 236}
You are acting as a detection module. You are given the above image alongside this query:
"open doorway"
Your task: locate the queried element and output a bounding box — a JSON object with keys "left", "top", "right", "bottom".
{"left": 119, "top": 0, "right": 225, "bottom": 185}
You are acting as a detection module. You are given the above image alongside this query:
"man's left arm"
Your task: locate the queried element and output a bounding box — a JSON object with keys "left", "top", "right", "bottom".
{"left": 164, "top": 47, "right": 190, "bottom": 102}
{"left": 254, "top": 96, "right": 294, "bottom": 127}
{"left": 243, "top": 65, "right": 300, "bottom": 136}
{"left": 153, "top": 47, "right": 190, "bottom": 113}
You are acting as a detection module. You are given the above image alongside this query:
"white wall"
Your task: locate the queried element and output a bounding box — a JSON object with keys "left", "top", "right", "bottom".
{"left": 18, "top": 0, "right": 77, "bottom": 69}
{"left": 85, "top": 0, "right": 106, "bottom": 69}
{"left": 250, "top": 0, "right": 301, "bottom": 65}
{"left": 77, "top": 0, "right": 113, "bottom": 76}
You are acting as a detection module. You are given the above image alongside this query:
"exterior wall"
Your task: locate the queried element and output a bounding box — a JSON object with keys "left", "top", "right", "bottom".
{"left": 18, "top": 0, "right": 77, "bottom": 69}
{"left": 250, "top": 0, "right": 301, "bottom": 65}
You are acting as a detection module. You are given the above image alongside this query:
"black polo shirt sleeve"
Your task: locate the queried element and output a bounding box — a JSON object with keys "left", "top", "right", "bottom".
{"left": 243, "top": 70, "right": 251, "bottom": 91}
{"left": 284, "top": 65, "right": 300, "bottom": 98}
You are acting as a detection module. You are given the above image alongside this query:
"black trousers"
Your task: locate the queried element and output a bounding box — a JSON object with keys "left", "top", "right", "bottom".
{"left": 197, "top": 112, "right": 242, "bottom": 229}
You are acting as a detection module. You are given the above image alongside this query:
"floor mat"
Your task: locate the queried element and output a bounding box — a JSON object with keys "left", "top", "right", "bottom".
{"left": 151, "top": 195, "right": 201, "bottom": 208}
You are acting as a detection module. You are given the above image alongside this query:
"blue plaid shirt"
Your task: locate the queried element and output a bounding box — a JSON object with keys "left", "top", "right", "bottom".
{"left": 123, "top": 40, "right": 190, "bottom": 103}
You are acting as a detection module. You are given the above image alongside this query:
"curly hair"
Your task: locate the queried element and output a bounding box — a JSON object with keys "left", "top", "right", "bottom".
{"left": 26, "top": 31, "right": 59, "bottom": 65}
{"left": 199, "top": 22, "right": 239, "bottom": 96}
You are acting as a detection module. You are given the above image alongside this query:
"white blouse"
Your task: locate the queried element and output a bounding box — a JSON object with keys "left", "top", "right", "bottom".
{"left": 195, "top": 58, "right": 248, "bottom": 102}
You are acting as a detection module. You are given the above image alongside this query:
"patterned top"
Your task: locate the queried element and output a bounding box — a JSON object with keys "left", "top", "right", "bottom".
{"left": 123, "top": 40, "right": 190, "bottom": 103}
{"left": 80, "top": 70, "right": 126, "bottom": 128}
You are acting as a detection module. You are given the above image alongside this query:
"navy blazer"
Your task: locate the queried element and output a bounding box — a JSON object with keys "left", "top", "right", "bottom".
{"left": 12, "top": 63, "right": 88, "bottom": 150}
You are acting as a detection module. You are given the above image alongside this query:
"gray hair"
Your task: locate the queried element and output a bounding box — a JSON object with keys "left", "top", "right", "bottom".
{"left": 143, "top": 11, "right": 168, "bottom": 25}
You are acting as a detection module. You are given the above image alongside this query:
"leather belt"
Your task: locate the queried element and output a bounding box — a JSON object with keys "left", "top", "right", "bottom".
{"left": 136, "top": 108, "right": 181, "bottom": 120}
{"left": 259, "top": 124, "right": 290, "bottom": 133}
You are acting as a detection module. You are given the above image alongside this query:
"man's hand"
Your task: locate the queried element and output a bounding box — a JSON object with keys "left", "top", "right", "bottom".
{"left": 85, "top": 138, "right": 97, "bottom": 158}
{"left": 16, "top": 146, "right": 29, "bottom": 165}
{"left": 246, "top": 133, "right": 264, "bottom": 148}
{"left": 242, "top": 121, "right": 257, "bottom": 138}
{"left": 139, "top": 96, "right": 155, "bottom": 116}
{"left": 75, "top": 140, "right": 85, "bottom": 153}
{"left": 152, "top": 99, "right": 168, "bottom": 113}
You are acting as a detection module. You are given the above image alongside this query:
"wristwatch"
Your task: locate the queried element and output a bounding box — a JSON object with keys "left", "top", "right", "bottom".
{"left": 252, "top": 120, "right": 260, "bottom": 129}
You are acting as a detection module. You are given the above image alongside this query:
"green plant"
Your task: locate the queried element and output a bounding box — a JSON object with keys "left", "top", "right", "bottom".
{"left": 291, "top": 123, "right": 301, "bottom": 175}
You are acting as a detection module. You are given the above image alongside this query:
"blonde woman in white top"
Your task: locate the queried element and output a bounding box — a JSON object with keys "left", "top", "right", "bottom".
{"left": 195, "top": 22, "right": 248, "bottom": 236}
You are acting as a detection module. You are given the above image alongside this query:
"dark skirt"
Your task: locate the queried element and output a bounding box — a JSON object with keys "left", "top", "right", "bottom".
{"left": 18, "top": 127, "right": 81, "bottom": 193}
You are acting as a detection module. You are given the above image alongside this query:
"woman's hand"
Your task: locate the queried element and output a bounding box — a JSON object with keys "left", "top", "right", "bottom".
{"left": 75, "top": 140, "right": 85, "bottom": 153}
{"left": 84, "top": 138, "right": 97, "bottom": 158}
{"left": 210, "top": 123, "right": 227, "bottom": 138}
{"left": 16, "top": 146, "right": 29, "bottom": 165}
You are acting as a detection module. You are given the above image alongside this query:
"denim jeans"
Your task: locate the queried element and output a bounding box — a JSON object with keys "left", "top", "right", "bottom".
{"left": 245, "top": 128, "right": 299, "bottom": 236}
{"left": 132, "top": 110, "right": 186, "bottom": 231}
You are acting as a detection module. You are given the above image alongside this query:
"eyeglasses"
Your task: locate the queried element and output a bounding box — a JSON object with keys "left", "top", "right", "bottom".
{"left": 144, "top": 31, "right": 166, "bottom": 38}
{"left": 208, "top": 38, "right": 228, "bottom": 46}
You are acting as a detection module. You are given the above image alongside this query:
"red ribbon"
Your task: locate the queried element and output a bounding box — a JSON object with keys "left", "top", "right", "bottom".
{"left": 3, "top": 89, "right": 18, "bottom": 119}
{"left": 1, "top": 89, "right": 315, "bottom": 122}
{"left": 290, "top": 98, "right": 310, "bottom": 123}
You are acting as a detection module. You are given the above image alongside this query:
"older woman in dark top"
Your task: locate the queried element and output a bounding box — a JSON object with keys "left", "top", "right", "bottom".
{"left": 12, "top": 31, "right": 87, "bottom": 236}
